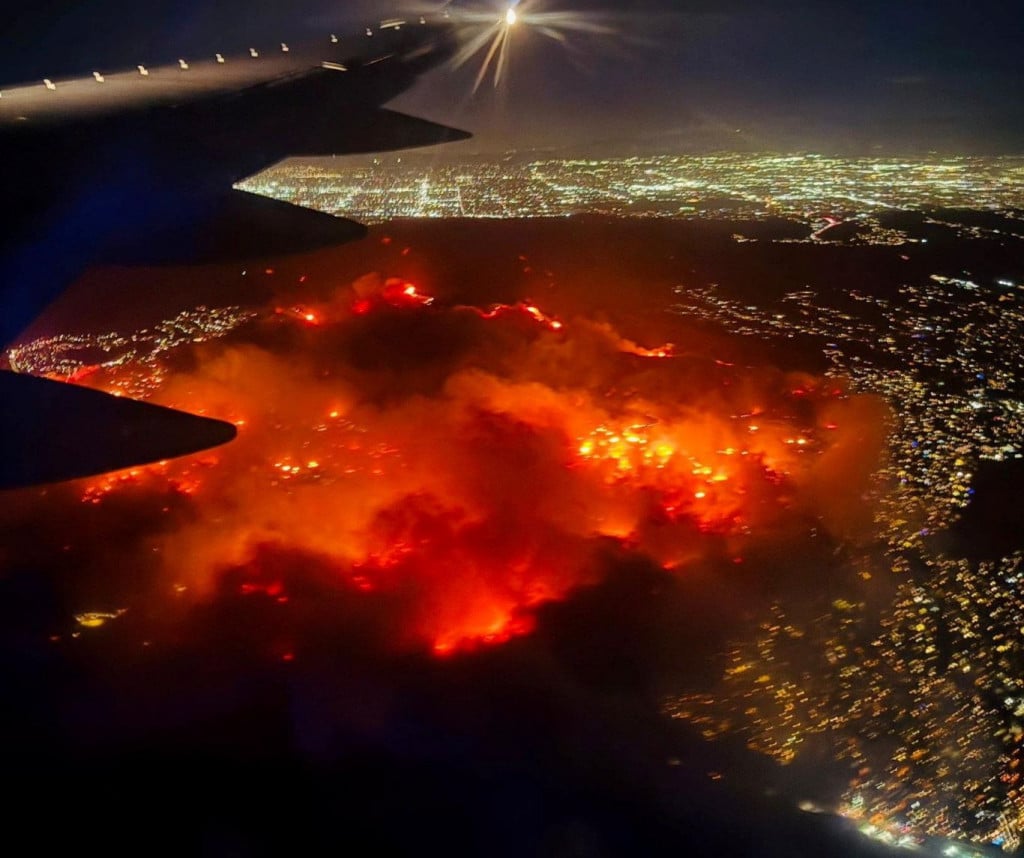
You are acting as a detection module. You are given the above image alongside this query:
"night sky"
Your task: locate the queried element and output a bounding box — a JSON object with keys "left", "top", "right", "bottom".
{"left": 4, "top": 0, "right": 1023, "bottom": 153}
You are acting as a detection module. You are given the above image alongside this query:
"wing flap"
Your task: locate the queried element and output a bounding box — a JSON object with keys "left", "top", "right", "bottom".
{"left": 270, "top": 106, "right": 472, "bottom": 156}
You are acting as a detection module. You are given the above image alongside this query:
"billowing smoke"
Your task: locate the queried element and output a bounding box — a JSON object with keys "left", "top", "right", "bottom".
{"left": 3, "top": 272, "right": 889, "bottom": 659}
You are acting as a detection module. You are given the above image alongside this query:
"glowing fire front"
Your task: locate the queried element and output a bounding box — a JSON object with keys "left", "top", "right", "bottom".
{"left": 59, "top": 274, "right": 883, "bottom": 657}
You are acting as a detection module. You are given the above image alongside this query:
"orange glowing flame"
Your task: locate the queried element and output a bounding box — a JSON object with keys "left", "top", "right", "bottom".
{"left": 474, "top": 301, "right": 564, "bottom": 331}
{"left": 627, "top": 344, "right": 674, "bottom": 359}
{"left": 383, "top": 280, "right": 435, "bottom": 308}
{"left": 59, "top": 283, "right": 878, "bottom": 658}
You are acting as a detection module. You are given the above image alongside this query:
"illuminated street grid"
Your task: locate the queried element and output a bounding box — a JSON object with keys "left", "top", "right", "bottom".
{"left": 667, "top": 271, "right": 1024, "bottom": 851}
{"left": 7, "top": 305, "right": 255, "bottom": 398}
{"left": 239, "top": 153, "right": 1024, "bottom": 238}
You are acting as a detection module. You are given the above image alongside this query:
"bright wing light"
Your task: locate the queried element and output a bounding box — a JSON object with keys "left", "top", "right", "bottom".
{"left": 437, "top": 1, "right": 618, "bottom": 94}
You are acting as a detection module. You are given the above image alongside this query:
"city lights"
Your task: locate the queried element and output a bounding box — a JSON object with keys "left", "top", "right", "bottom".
{"left": 239, "top": 152, "right": 1024, "bottom": 229}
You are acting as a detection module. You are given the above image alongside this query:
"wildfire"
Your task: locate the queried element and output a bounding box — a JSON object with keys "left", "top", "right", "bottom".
{"left": 57, "top": 276, "right": 879, "bottom": 658}
{"left": 275, "top": 305, "right": 322, "bottom": 326}
{"left": 472, "top": 301, "right": 564, "bottom": 331}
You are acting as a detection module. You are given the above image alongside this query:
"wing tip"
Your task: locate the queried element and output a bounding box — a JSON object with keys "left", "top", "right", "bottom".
{"left": 0, "top": 371, "right": 237, "bottom": 491}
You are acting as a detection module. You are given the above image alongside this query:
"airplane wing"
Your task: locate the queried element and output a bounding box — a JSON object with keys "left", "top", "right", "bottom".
{"left": 0, "top": 371, "right": 238, "bottom": 490}
{"left": 98, "top": 189, "right": 370, "bottom": 267}
{"left": 0, "top": 16, "right": 469, "bottom": 490}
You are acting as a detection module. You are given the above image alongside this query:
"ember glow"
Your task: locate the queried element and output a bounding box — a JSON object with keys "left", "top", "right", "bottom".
{"left": 11, "top": 273, "right": 887, "bottom": 659}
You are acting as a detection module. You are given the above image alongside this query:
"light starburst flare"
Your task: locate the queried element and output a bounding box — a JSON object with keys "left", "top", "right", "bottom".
{"left": 436, "top": 1, "right": 618, "bottom": 94}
